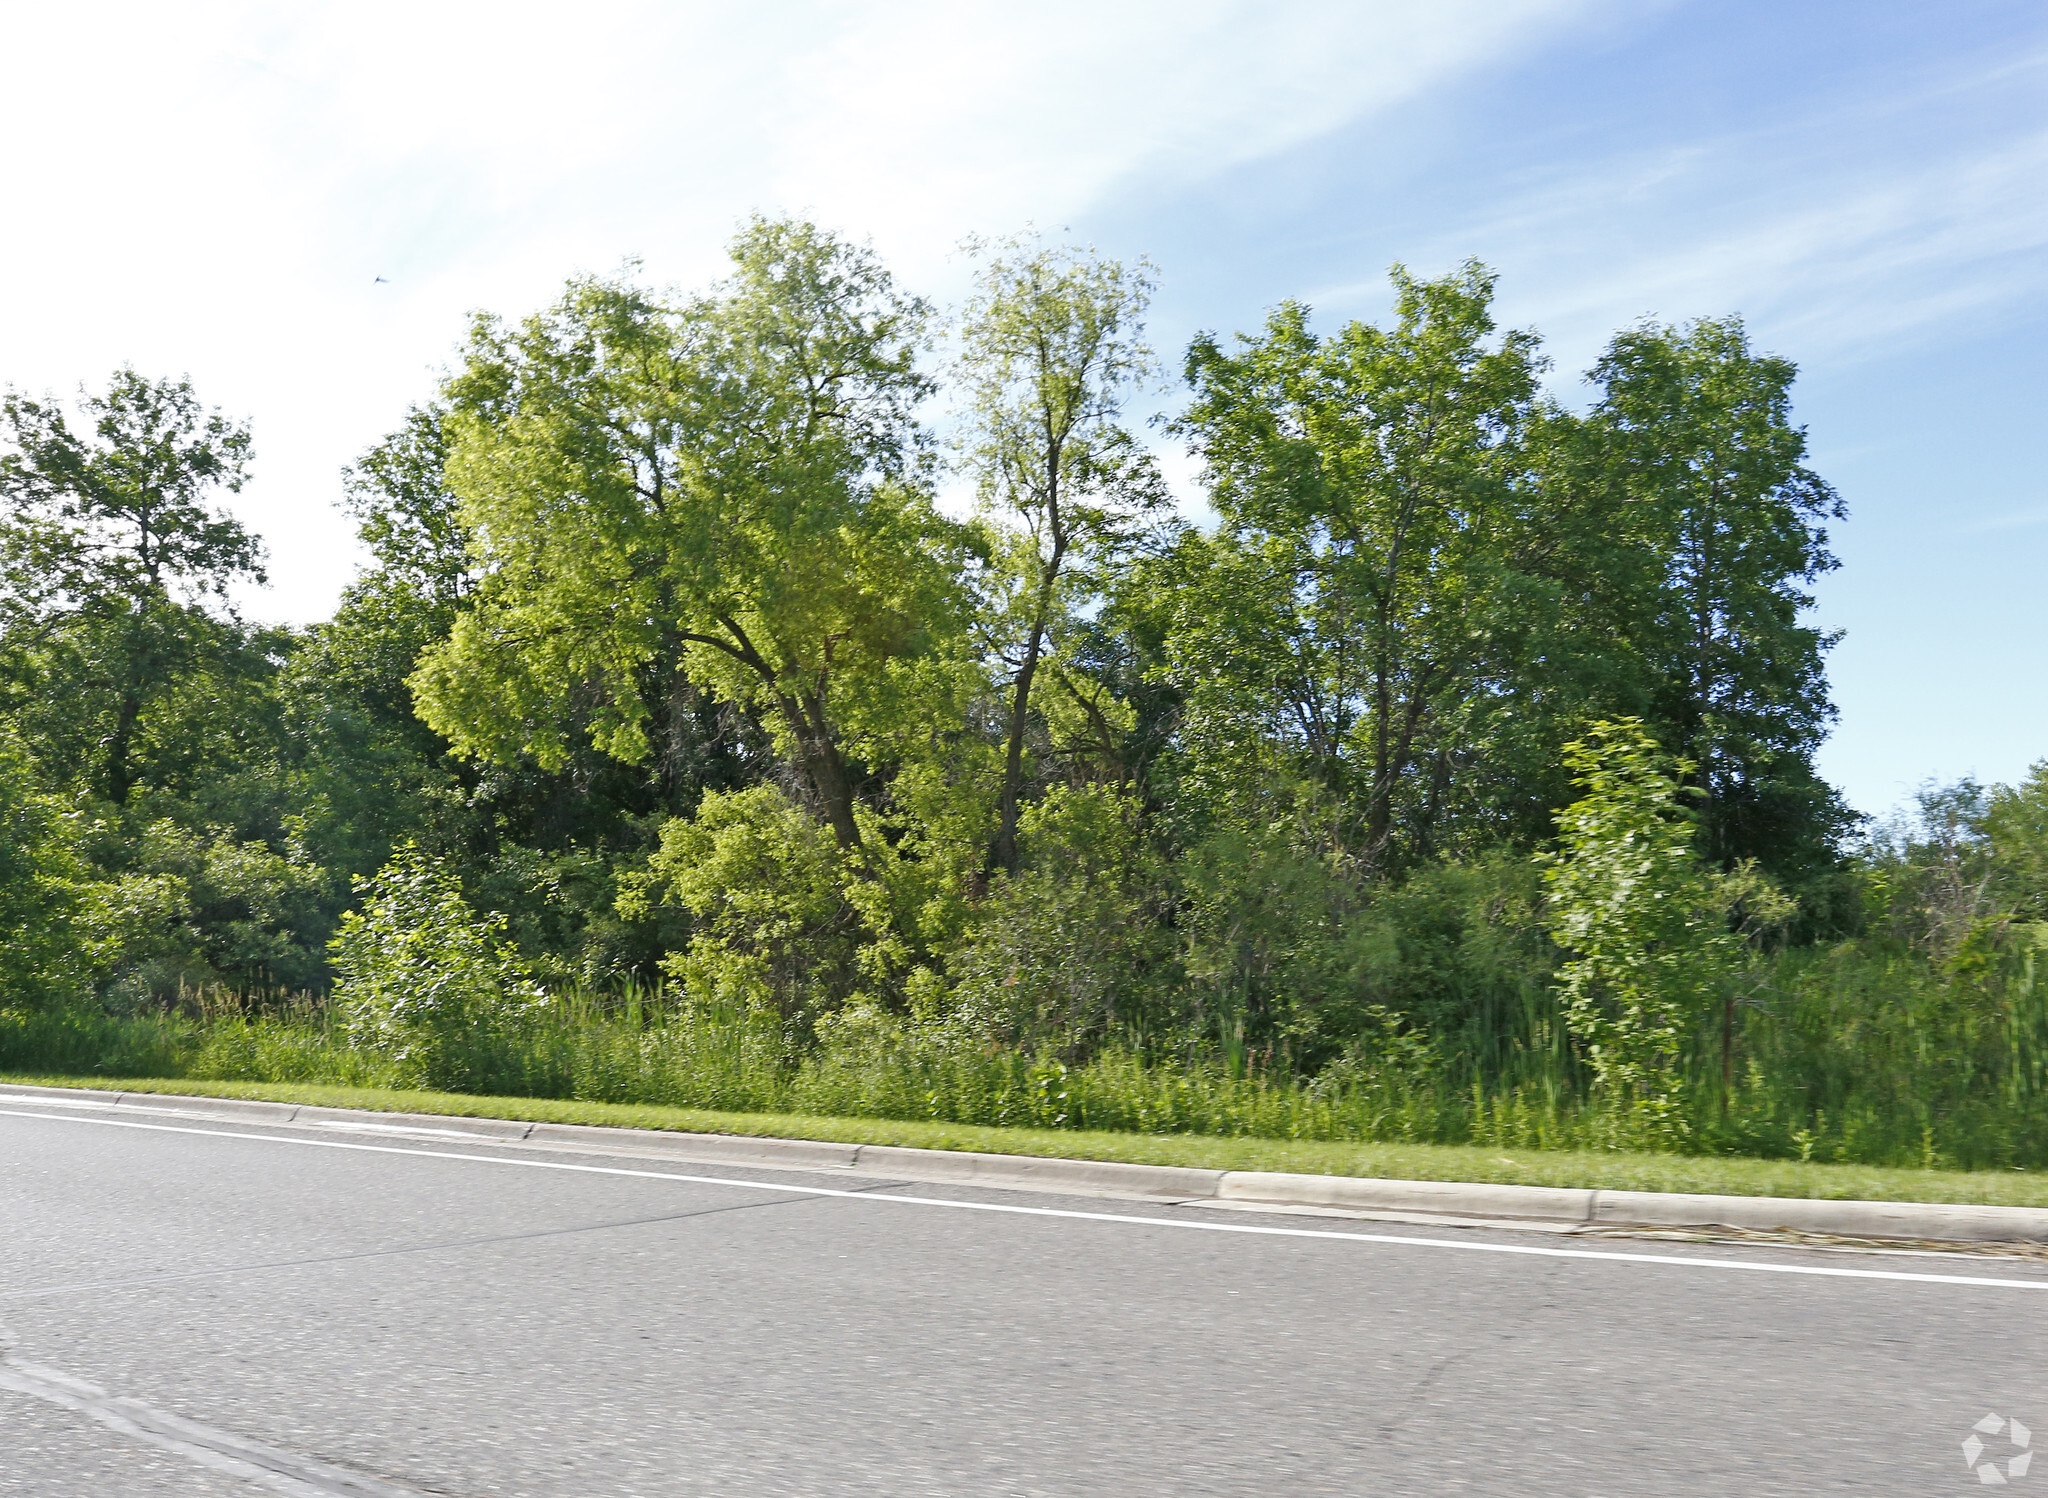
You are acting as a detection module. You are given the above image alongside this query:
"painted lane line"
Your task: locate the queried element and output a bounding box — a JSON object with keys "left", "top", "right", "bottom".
{"left": 5, "top": 1106, "right": 2048, "bottom": 1292}
{"left": 0, "top": 1358, "right": 426, "bottom": 1496}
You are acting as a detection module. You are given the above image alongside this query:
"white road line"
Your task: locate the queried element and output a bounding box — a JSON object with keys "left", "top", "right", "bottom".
{"left": 0, "top": 1358, "right": 424, "bottom": 1496}
{"left": 4, "top": 1105, "right": 2046, "bottom": 1292}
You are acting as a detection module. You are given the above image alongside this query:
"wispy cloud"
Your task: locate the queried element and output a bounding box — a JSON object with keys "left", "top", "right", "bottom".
{"left": 1960, "top": 503, "right": 2048, "bottom": 534}
{"left": 1307, "top": 50, "right": 2048, "bottom": 376}
{"left": 1518, "top": 130, "right": 2048, "bottom": 364}
{"left": 0, "top": 0, "right": 1606, "bottom": 620}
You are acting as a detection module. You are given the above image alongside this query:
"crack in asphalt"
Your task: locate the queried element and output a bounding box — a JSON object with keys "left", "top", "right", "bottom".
{"left": 1372, "top": 1264, "right": 1570, "bottom": 1443}
{"left": 0, "top": 1188, "right": 871, "bottom": 1305}
{"left": 0, "top": 1179, "right": 905, "bottom": 1494}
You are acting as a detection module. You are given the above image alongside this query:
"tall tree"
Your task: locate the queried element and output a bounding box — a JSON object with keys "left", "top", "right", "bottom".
{"left": 317, "top": 400, "right": 767, "bottom": 860}
{"left": 412, "top": 218, "right": 964, "bottom": 854}
{"left": 341, "top": 403, "right": 474, "bottom": 608}
{"left": 283, "top": 407, "right": 472, "bottom": 881}
{"left": 0, "top": 369, "right": 262, "bottom": 804}
{"left": 1169, "top": 262, "right": 1564, "bottom": 863}
{"left": 1589, "top": 317, "right": 1850, "bottom": 872}
{"left": 956, "top": 235, "right": 1165, "bottom": 874}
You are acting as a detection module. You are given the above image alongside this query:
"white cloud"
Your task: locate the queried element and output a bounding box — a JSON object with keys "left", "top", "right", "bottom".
{"left": 1302, "top": 52, "right": 2048, "bottom": 383}
{"left": 1522, "top": 132, "right": 2048, "bottom": 366}
{"left": 767, "top": 0, "right": 1592, "bottom": 262}
{"left": 0, "top": 0, "right": 1601, "bottom": 622}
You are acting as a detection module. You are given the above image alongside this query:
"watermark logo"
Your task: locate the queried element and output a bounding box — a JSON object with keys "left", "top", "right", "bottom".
{"left": 1964, "top": 1414, "right": 2032, "bottom": 1485}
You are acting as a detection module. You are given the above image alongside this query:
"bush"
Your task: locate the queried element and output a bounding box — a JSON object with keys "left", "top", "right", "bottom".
{"left": 1540, "top": 719, "right": 1787, "bottom": 1146}
{"left": 329, "top": 843, "right": 544, "bottom": 1087}
{"left": 946, "top": 785, "right": 1167, "bottom": 1048}
{"left": 86, "top": 821, "right": 336, "bottom": 1006}
{"left": 624, "top": 785, "right": 866, "bottom": 1029}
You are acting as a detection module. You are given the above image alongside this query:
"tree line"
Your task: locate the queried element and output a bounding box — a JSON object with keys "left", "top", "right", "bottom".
{"left": 0, "top": 216, "right": 1901, "bottom": 1099}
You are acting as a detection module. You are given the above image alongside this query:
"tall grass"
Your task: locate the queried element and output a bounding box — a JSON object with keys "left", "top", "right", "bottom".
{"left": 7, "top": 939, "right": 2047, "bottom": 1170}
{"left": 1692, "top": 939, "right": 2048, "bottom": 1168}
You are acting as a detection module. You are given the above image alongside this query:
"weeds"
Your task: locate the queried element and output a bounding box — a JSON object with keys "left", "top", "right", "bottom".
{"left": 7, "top": 932, "right": 2048, "bottom": 1172}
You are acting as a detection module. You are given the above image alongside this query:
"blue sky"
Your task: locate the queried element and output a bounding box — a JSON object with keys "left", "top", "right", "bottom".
{"left": 2, "top": 0, "right": 2041, "bottom": 818}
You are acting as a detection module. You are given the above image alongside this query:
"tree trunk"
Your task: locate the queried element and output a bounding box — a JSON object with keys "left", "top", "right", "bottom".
{"left": 992, "top": 637, "right": 1043, "bottom": 875}
{"left": 780, "top": 690, "right": 864, "bottom": 853}
{"left": 103, "top": 686, "right": 141, "bottom": 806}
{"left": 991, "top": 487, "right": 1068, "bottom": 877}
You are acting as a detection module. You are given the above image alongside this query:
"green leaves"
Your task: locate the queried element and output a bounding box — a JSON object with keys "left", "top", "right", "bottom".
{"left": 956, "top": 234, "right": 1167, "bottom": 871}
{"left": 0, "top": 371, "right": 267, "bottom": 805}
{"left": 1539, "top": 718, "right": 1789, "bottom": 1143}
{"left": 86, "top": 821, "right": 337, "bottom": 1001}
{"left": 957, "top": 234, "right": 1160, "bottom": 549}
{"left": 342, "top": 405, "right": 472, "bottom": 606}
{"left": 1587, "top": 317, "right": 1849, "bottom": 875}
{"left": 625, "top": 784, "right": 861, "bottom": 1026}
{"left": 0, "top": 369, "right": 259, "bottom": 608}
{"left": 413, "top": 219, "right": 967, "bottom": 853}
{"left": 1166, "top": 262, "right": 1554, "bottom": 862}
{"left": 0, "top": 725, "right": 91, "bottom": 1010}
{"left": 1154, "top": 277, "right": 1851, "bottom": 881}
{"left": 330, "top": 843, "right": 544, "bottom": 1087}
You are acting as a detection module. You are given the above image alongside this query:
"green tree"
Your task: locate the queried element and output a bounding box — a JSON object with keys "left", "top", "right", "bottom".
{"left": 1167, "top": 262, "right": 1562, "bottom": 863}
{"left": 308, "top": 404, "right": 770, "bottom": 986}
{"left": 340, "top": 404, "right": 473, "bottom": 607}
{"left": 0, "top": 370, "right": 262, "bottom": 805}
{"left": 1539, "top": 719, "right": 1786, "bottom": 1139}
{"left": 331, "top": 842, "right": 544, "bottom": 1087}
{"left": 1985, "top": 764, "right": 2048, "bottom": 921}
{"left": 414, "top": 219, "right": 965, "bottom": 855}
{"left": 623, "top": 783, "right": 861, "bottom": 1026}
{"left": 1588, "top": 318, "right": 1850, "bottom": 874}
{"left": 947, "top": 783, "right": 1166, "bottom": 1047}
{"left": 284, "top": 407, "right": 472, "bottom": 882}
{"left": 956, "top": 235, "right": 1166, "bottom": 872}
{"left": 1861, "top": 778, "right": 2006, "bottom": 963}
{"left": 86, "top": 818, "right": 335, "bottom": 1001}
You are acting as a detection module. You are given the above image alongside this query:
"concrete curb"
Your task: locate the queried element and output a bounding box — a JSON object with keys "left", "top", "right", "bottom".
{"left": 1218, "top": 1171, "right": 1596, "bottom": 1223}
{"left": 5, "top": 1081, "right": 2046, "bottom": 1243}
{"left": 529, "top": 1120, "right": 861, "bottom": 1171}
{"left": 1585, "top": 1189, "right": 2048, "bottom": 1244}
{"left": 861, "top": 1143, "right": 1224, "bottom": 1201}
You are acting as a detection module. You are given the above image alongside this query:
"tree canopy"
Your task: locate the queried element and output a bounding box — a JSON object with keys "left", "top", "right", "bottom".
{"left": 0, "top": 222, "right": 1876, "bottom": 1106}
{"left": 412, "top": 220, "right": 969, "bottom": 856}
{"left": 0, "top": 371, "right": 263, "bottom": 806}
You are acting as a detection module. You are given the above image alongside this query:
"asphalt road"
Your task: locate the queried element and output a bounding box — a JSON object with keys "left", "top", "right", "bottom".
{"left": 1, "top": 1103, "right": 2043, "bottom": 1497}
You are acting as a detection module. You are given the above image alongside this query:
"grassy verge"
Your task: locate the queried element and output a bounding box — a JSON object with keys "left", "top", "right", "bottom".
{"left": 9, "top": 1071, "right": 2047, "bottom": 1209}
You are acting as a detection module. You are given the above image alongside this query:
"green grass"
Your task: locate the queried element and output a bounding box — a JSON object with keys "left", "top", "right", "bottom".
{"left": 10, "top": 1070, "right": 2048, "bottom": 1209}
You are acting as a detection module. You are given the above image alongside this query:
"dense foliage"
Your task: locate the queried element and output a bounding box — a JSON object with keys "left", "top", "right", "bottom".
{"left": 6, "top": 220, "right": 2044, "bottom": 1165}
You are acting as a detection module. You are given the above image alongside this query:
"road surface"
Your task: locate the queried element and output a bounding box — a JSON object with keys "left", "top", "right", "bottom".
{"left": 1, "top": 1100, "right": 2042, "bottom": 1495}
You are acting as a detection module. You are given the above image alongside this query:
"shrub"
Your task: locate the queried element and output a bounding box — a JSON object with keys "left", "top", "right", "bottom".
{"left": 623, "top": 785, "right": 866, "bottom": 1030}
{"left": 329, "top": 843, "right": 543, "bottom": 1086}
{"left": 946, "top": 785, "right": 1167, "bottom": 1049}
{"left": 87, "top": 821, "right": 336, "bottom": 1005}
{"left": 1540, "top": 719, "right": 1788, "bottom": 1145}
